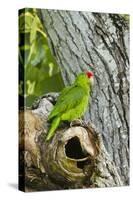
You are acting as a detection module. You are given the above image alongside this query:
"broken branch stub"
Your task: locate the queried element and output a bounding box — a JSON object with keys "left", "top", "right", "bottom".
{"left": 19, "top": 93, "right": 123, "bottom": 191}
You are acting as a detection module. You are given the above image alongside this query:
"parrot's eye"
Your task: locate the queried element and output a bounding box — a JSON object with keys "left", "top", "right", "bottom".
{"left": 86, "top": 71, "right": 93, "bottom": 79}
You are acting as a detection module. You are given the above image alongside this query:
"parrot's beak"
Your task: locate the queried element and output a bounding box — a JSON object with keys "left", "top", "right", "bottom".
{"left": 90, "top": 76, "right": 94, "bottom": 86}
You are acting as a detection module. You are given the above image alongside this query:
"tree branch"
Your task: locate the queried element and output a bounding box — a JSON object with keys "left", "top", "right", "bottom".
{"left": 19, "top": 93, "right": 123, "bottom": 191}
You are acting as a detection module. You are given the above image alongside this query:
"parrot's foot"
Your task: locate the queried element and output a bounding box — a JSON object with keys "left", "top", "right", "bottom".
{"left": 70, "top": 119, "right": 84, "bottom": 127}
{"left": 70, "top": 119, "right": 88, "bottom": 128}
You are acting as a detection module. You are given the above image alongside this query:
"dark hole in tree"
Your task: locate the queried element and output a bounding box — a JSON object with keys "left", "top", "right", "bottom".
{"left": 65, "top": 136, "right": 86, "bottom": 159}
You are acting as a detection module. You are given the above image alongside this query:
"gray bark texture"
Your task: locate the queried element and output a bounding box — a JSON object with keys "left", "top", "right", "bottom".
{"left": 40, "top": 10, "right": 129, "bottom": 185}
{"left": 19, "top": 93, "right": 123, "bottom": 191}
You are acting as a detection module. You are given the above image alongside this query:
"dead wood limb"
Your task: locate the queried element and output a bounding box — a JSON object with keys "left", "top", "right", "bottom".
{"left": 19, "top": 93, "right": 123, "bottom": 191}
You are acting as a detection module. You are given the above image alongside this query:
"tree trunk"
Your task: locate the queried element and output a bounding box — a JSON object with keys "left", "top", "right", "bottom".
{"left": 40, "top": 10, "right": 129, "bottom": 185}
{"left": 19, "top": 93, "right": 123, "bottom": 191}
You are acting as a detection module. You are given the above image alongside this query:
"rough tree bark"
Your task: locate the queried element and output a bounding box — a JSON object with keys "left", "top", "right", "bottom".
{"left": 19, "top": 93, "right": 123, "bottom": 191}
{"left": 40, "top": 10, "right": 129, "bottom": 184}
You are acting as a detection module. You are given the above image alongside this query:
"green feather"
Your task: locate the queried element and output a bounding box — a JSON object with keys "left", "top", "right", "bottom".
{"left": 48, "top": 86, "right": 86, "bottom": 119}
{"left": 46, "top": 73, "right": 91, "bottom": 141}
{"left": 46, "top": 117, "right": 60, "bottom": 141}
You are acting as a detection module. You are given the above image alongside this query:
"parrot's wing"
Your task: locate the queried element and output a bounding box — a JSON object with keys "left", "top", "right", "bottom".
{"left": 48, "top": 86, "right": 86, "bottom": 119}
{"left": 56, "top": 86, "right": 73, "bottom": 103}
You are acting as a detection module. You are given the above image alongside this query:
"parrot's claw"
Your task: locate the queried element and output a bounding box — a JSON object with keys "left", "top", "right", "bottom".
{"left": 70, "top": 119, "right": 89, "bottom": 128}
{"left": 70, "top": 119, "right": 83, "bottom": 127}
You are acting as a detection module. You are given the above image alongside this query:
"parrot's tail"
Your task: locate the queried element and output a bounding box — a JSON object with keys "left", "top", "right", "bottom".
{"left": 46, "top": 117, "right": 61, "bottom": 141}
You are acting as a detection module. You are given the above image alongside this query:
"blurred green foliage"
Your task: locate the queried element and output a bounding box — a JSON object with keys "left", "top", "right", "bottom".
{"left": 121, "top": 14, "right": 130, "bottom": 23}
{"left": 19, "top": 8, "right": 64, "bottom": 107}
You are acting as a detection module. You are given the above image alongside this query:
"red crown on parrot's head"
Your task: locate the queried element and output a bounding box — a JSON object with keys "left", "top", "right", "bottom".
{"left": 86, "top": 71, "right": 93, "bottom": 79}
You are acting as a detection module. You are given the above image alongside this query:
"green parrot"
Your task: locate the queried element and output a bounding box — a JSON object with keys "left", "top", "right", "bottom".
{"left": 46, "top": 71, "right": 94, "bottom": 141}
